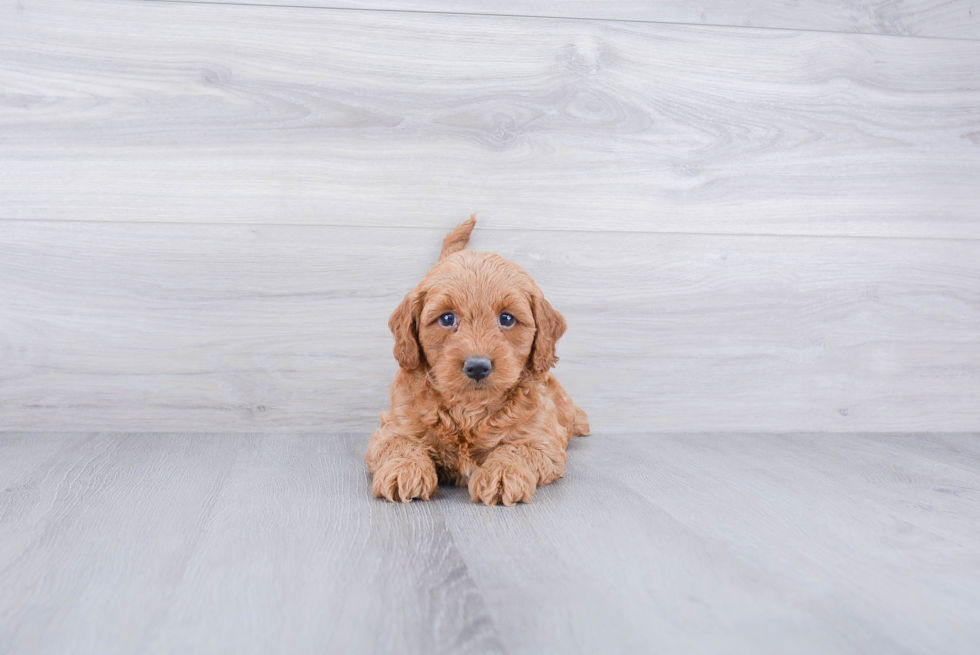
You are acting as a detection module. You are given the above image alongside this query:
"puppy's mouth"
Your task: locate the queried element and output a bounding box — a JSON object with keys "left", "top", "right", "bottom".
{"left": 464, "top": 378, "right": 492, "bottom": 390}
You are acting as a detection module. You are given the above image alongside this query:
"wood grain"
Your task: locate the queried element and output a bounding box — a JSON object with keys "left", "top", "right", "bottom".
{"left": 2, "top": 221, "right": 978, "bottom": 433}
{"left": 3, "top": 0, "right": 980, "bottom": 237}
{"left": 441, "top": 432, "right": 980, "bottom": 654}
{"left": 153, "top": 0, "right": 980, "bottom": 40}
{"left": 2, "top": 432, "right": 979, "bottom": 653}
{"left": 0, "top": 433, "right": 504, "bottom": 654}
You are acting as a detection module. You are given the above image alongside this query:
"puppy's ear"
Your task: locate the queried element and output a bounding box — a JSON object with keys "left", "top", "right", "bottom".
{"left": 529, "top": 289, "right": 567, "bottom": 374}
{"left": 389, "top": 289, "right": 425, "bottom": 369}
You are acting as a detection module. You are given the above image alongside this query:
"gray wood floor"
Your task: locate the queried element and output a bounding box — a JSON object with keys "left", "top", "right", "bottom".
{"left": 1, "top": 431, "right": 979, "bottom": 654}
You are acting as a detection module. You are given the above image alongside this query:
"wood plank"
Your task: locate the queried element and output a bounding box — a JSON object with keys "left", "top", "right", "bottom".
{"left": 155, "top": 0, "right": 980, "bottom": 41}
{"left": 3, "top": 0, "right": 980, "bottom": 237}
{"left": 2, "top": 432, "right": 978, "bottom": 653}
{"left": 0, "top": 433, "right": 503, "bottom": 654}
{"left": 2, "top": 221, "right": 977, "bottom": 432}
{"left": 441, "top": 432, "right": 980, "bottom": 653}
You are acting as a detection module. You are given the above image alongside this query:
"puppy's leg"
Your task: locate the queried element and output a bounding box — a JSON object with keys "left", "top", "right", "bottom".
{"left": 546, "top": 374, "right": 590, "bottom": 439}
{"left": 468, "top": 439, "right": 567, "bottom": 507}
{"left": 366, "top": 430, "right": 438, "bottom": 503}
{"left": 571, "top": 405, "right": 591, "bottom": 437}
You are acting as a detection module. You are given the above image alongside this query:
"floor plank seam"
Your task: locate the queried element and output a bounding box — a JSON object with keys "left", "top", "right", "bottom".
{"left": 341, "top": 433, "right": 511, "bottom": 654}
{"left": 429, "top": 501, "right": 510, "bottom": 655}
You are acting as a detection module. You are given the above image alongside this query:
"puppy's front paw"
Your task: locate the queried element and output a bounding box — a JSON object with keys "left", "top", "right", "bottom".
{"left": 468, "top": 459, "right": 537, "bottom": 507}
{"left": 372, "top": 457, "right": 438, "bottom": 503}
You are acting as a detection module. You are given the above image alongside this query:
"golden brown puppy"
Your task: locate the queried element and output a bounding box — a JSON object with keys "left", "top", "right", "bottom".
{"left": 366, "top": 216, "right": 590, "bottom": 506}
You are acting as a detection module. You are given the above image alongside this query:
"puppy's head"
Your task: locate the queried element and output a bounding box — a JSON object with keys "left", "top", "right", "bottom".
{"left": 389, "top": 250, "right": 566, "bottom": 400}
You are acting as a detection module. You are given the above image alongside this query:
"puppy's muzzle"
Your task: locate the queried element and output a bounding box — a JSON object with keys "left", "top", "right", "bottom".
{"left": 462, "top": 355, "right": 492, "bottom": 381}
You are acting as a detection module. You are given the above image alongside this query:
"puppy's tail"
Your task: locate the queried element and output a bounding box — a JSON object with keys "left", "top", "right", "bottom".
{"left": 439, "top": 214, "right": 476, "bottom": 261}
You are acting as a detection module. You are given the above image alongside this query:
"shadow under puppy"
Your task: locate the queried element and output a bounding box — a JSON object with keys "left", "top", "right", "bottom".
{"left": 366, "top": 216, "right": 590, "bottom": 506}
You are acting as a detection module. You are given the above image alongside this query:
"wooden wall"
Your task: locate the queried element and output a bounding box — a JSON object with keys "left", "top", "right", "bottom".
{"left": 2, "top": 0, "right": 978, "bottom": 432}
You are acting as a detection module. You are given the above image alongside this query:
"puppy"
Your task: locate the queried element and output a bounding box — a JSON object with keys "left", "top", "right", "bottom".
{"left": 366, "top": 216, "right": 590, "bottom": 506}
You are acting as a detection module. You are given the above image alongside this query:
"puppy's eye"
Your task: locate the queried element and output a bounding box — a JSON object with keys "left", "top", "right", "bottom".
{"left": 438, "top": 312, "right": 456, "bottom": 328}
{"left": 498, "top": 312, "right": 516, "bottom": 328}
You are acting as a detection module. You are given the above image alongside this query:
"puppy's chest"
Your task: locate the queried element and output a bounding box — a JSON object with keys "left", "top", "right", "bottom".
{"left": 425, "top": 422, "right": 498, "bottom": 482}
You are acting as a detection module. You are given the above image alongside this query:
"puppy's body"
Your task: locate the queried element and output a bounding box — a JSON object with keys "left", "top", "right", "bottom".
{"left": 366, "top": 217, "right": 589, "bottom": 506}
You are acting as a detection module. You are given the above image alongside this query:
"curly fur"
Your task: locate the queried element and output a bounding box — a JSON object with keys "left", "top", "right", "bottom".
{"left": 366, "top": 216, "right": 590, "bottom": 506}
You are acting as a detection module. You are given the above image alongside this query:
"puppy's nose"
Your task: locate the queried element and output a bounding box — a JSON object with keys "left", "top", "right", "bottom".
{"left": 463, "top": 355, "right": 492, "bottom": 381}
